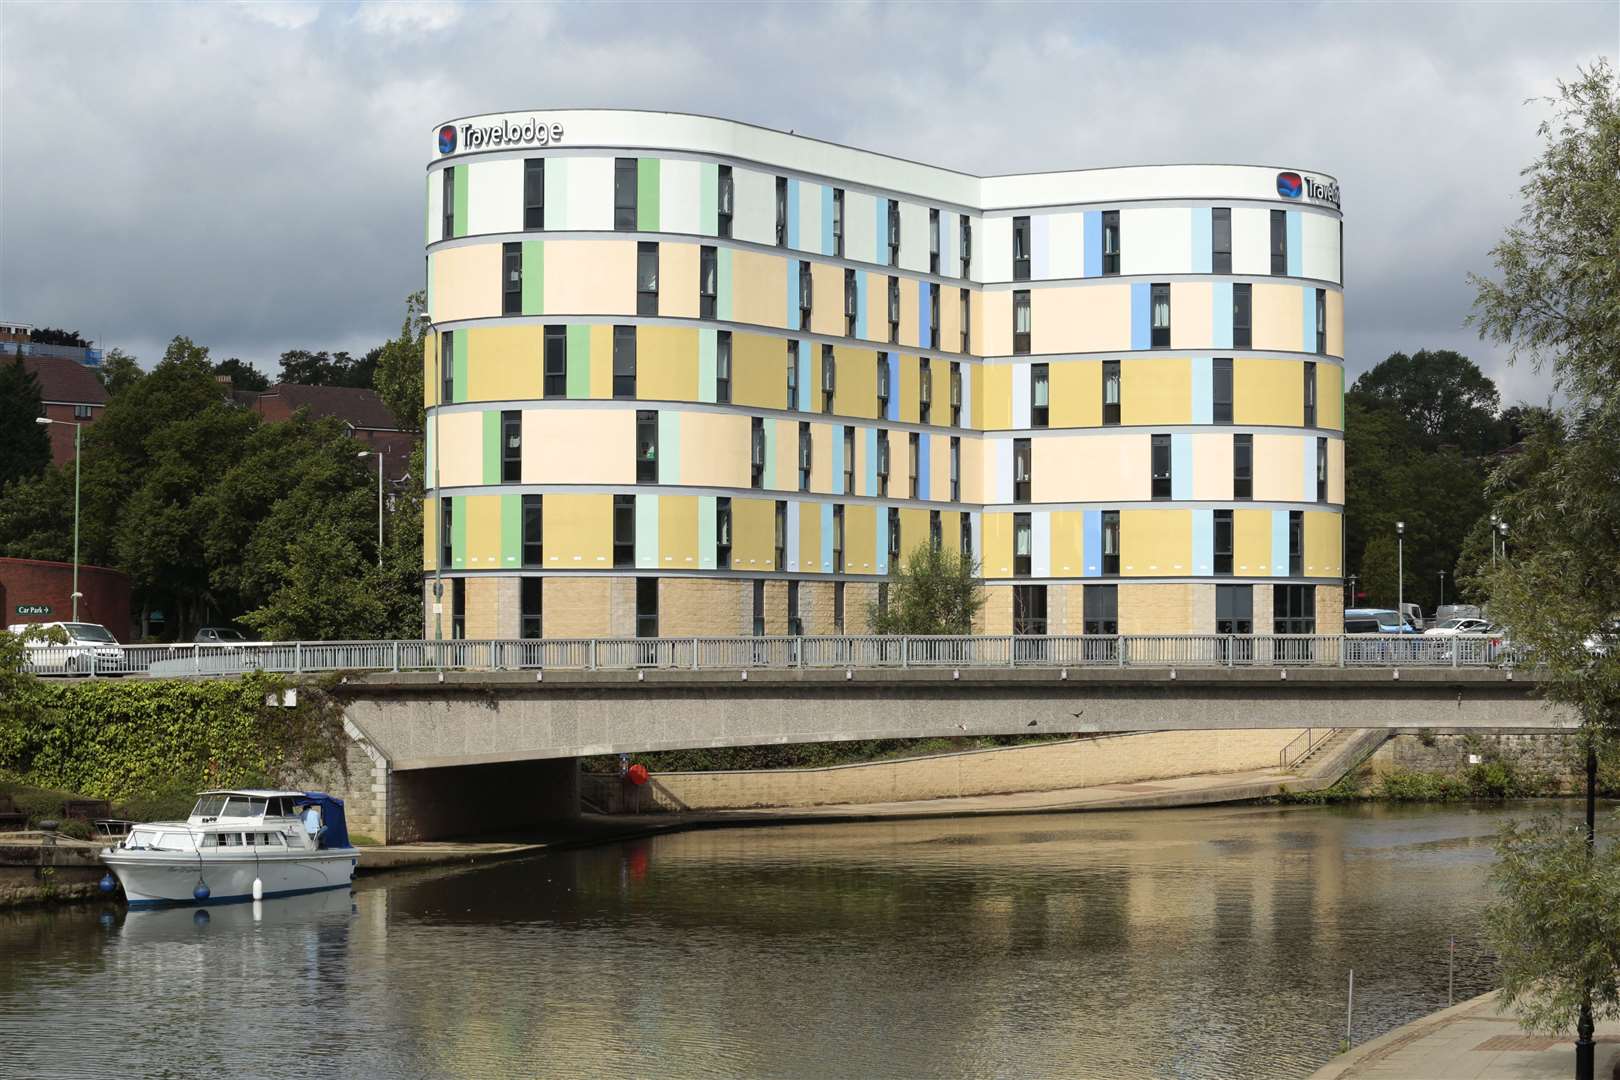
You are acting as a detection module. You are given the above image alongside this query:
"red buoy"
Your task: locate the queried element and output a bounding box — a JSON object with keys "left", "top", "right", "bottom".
{"left": 627, "top": 763, "right": 650, "bottom": 786}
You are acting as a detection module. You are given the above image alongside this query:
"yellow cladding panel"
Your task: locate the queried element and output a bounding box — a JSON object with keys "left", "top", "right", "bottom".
{"left": 659, "top": 243, "right": 700, "bottom": 319}
{"left": 898, "top": 279, "right": 920, "bottom": 349}
{"left": 1170, "top": 282, "right": 1212, "bottom": 350}
{"left": 1050, "top": 360, "right": 1101, "bottom": 427}
{"left": 1035, "top": 433, "right": 1147, "bottom": 502}
{"left": 1326, "top": 290, "right": 1344, "bottom": 358}
{"left": 981, "top": 512, "right": 1013, "bottom": 578}
{"left": 970, "top": 363, "right": 985, "bottom": 429}
{"left": 859, "top": 272, "right": 886, "bottom": 344}
{"left": 466, "top": 326, "right": 542, "bottom": 402}
{"left": 846, "top": 503, "right": 877, "bottom": 573}
{"left": 1234, "top": 359, "right": 1299, "bottom": 426}
{"left": 523, "top": 409, "right": 635, "bottom": 484}
{"left": 1304, "top": 510, "right": 1342, "bottom": 577}
{"left": 1252, "top": 433, "right": 1303, "bottom": 501}
{"left": 464, "top": 495, "right": 503, "bottom": 570}
{"left": 542, "top": 493, "right": 612, "bottom": 569}
{"left": 637, "top": 325, "right": 699, "bottom": 402}
{"left": 898, "top": 508, "right": 929, "bottom": 559}
{"left": 979, "top": 365, "right": 1012, "bottom": 429}
{"left": 1233, "top": 509, "right": 1272, "bottom": 576}
{"left": 731, "top": 249, "right": 787, "bottom": 328}
{"left": 733, "top": 332, "right": 788, "bottom": 410}
{"left": 423, "top": 335, "right": 440, "bottom": 408}
{"left": 810, "top": 421, "right": 832, "bottom": 494}
{"left": 983, "top": 291, "right": 1011, "bottom": 356}
{"left": 1190, "top": 432, "right": 1234, "bottom": 500}
{"left": 959, "top": 437, "right": 984, "bottom": 503}
{"left": 1120, "top": 509, "right": 1191, "bottom": 576}
{"left": 929, "top": 436, "right": 951, "bottom": 501}
{"left": 898, "top": 355, "right": 920, "bottom": 423}
{"left": 423, "top": 495, "right": 438, "bottom": 570}
{"left": 799, "top": 502, "right": 823, "bottom": 572}
{"left": 543, "top": 239, "right": 635, "bottom": 316}
{"left": 680, "top": 412, "right": 751, "bottom": 487}
{"left": 1317, "top": 363, "right": 1344, "bottom": 430}
{"left": 434, "top": 411, "right": 484, "bottom": 487}
{"left": 1329, "top": 438, "right": 1345, "bottom": 502}
{"left": 659, "top": 495, "right": 699, "bottom": 570}
{"left": 1052, "top": 510, "right": 1083, "bottom": 576}
{"left": 1121, "top": 359, "right": 1191, "bottom": 426}
{"left": 588, "top": 326, "right": 614, "bottom": 398}
{"left": 431, "top": 245, "right": 501, "bottom": 323}
{"left": 1033, "top": 285, "right": 1130, "bottom": 354}
{"left": 810, "top": 263, "right": 843, "bottom": 337}
{"left": 732, "top": 497, "right": 777, "bottom": 571}
{"left": 834, "top": 346, "right": 877, "bottom": 419}
{"left": 1251, "top": 283, "right": 1303, "bottom": 353}
{"left": 931, "top": 360, "right": 952, "bottom": 424}
{"left": 940, "top": 285, "right": 962, "bottom": 354}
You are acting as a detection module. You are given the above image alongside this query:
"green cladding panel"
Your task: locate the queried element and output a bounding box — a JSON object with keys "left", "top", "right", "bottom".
{"left": 699, "top": 163, "right": 718, "bottom": 236}
{"left": 566, "top": 325, "right": 591, "bottom": 399}
{"left": 637, "top": 158, "right": 660, "bottom": 232}
{"left": 522, "top": 240, "right": 544, "bottom": 315}
{"left": 452, "top": 165, "right": 469, "bottom": 239}
{"left": 501, "top": 494, "right": 522, "bottom": 568}
{"left": 481, "top": 411, "right": 501, "bottom": 485}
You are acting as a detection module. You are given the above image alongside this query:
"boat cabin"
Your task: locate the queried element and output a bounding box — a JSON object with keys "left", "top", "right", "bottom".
{"left": 120, "top": 789, "right": 351, "bottom": 854}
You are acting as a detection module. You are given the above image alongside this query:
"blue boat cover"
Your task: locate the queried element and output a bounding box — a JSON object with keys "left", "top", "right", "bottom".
{"left": 294, "top": 792, "right": 351, "bottom": 850}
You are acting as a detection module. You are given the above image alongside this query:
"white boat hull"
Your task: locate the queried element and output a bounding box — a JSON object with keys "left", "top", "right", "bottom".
{"left": 103, "top": 848, "right": 359, "bottom": 908}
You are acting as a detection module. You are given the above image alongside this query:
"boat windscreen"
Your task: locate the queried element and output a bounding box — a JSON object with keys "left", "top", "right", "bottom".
{"left": 222, "top": 795, "right": 267, "bottom": 818}
{"left": 192, "top": 794, "right": 228, "bottom": 818}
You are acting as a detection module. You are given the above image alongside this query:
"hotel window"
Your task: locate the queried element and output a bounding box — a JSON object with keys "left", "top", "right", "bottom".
{"left": 821, "top": 344, "right": 836, "bottom": 413}
{"left": 1014, "top": 583, "right": 1046, "bottom": 634}
{"left": 612, "top": 326, "right": 636, "bottom": 399}
{"left": 1102, "top": 210, "right": 1120, "bottom": 275}
{"left": 441, "top": 168, "right": 455, "bottom": 239}
{"left": 1303, "top": 361, "right": 1317, "bottom": 426}
{"left": 1012, "top": 216, "right": 1031, "bottom": 281}
{"left": 887, "top": 200, "right": 901, "bottom": 266}
{"left": 919, "top": 357, "right": 932, "bottom": 423}
{"left": 1233, "top": 434, "right": 1253, "bottom": 499}
{"left": 787, "top": 341, "right": 800, "bottom": 410}
{"left": 1214, "top": 509, "right": 1233, "bottom": 576}
{"left": 929, "top": 209, "right": 941, "bottom": 273}
{"left": 1273, "top": 584, "right": 1315, "bottom": 634}
{"left": 877, "top": 355, "right": 891, "bottom": 417}
{"left": 717, "top": 165, "right": 734, "bottom": 238}
{"left": 1013, "top": 438, "right": 1031, "bottom": 502}
{"left": 1315, "top": 289, "right": 1327, "bottom": 354}
{"left": 1102, "top": 361, "right": 1121, "bottom": 426}
{"left": 637, "top": 242, "right": 659, "bottom": 316}
{"left": 1317, "top": 437, "right": 1329, "bottom": 502}
{"left": 1150, "top": 283, "right": 1171, "bottom": 348}
{"left": 774, "top": 500, "right": 787, "bottom": 569}
{"left": 844, "top": 269, "right": 857, "bottom": 336}
{"left": 877, "top": 430, "right": 891, "bottom": 495}
{"left": 716, "top": 330, "right": 732, "bottom": 404}
{"left": 440, "top": 330, "right": 455, "bottom": 403}
{"left": 753, "top": 579, "right": 766, "bottom": 636}
{"left": 888, "top": 507, "right": 902, "bottom": 564}
{"left": 451, "top": 577, "right": 465, "bottom": 639}
{"left": 502, "top": 242, "right": 522, "bottom": 316}
{"left": 798, "top": 421, "right": 812, "bottom": 492}
{"left": 543, "top": 326, "right": 567, "bottom": 396}
{"left": 716, "top": 497, "right": 732, "bottom": 569}
{"left": 750, "top": 417, "right": 765, "bottom": 488}
{"left": 1213, "top": 358, "right": 1233, "bottom": 424}
{"left": 1270, "top": 210, "right": 1287, "bottom": 275}
{"left": 834, "top": 504, "right": 846, "bottom": 571}
{"left": 832, "top": 188, "right": 845, "bottom": 256}
{"left": 950, "top": 436, "right": 961, "bottom": 500}
{"left": 524, "top": 159, "right": 545, "bottom": 230}
{"left": 1013, "top": 290, "right": 1031, "bottom": 355}
{"left": 501, "top": 410, "right": 522, "bottom": 483}
{"left": 960, "top": 216, "right": 972, "bottom": 278}
{"left": 520, "top": 577, "right": 542, "bottom": 640}
{"left": 949, "top": 362, "right": 962, "bottom": 426}
{"left": 522, "top": 495, "right": 542, "bottom": 567}
{"left": 960, "top": 514, "right": 972, "bottom": 560}
{"left": 787, "top": 580, "right": 802, "bottom": 636}
{"left": 1013, "top": 514, "right": 1032, "bottom": 576}
{"left": 1233, "top": 284, "right": 1252, "bottom": 349}
{"left": 613, "top": 495, "right": 635, "bottom": 568}
{"left": 1211, "top": 207, "right": 1231, "bottom": 273}
{"left": 843, "top": 428, "right": 855, "bottom": 493}
{"left": 834, "top": 581, "right": 845, "bottom": 633}
{"left": 614, "top": 158, "right": 638, "bottom": 232}
{"left": 1031, "top": 363, "right": 1049, "bottom": 427}
{"left": 1101, "top": 511, "right": 1120, "bottom": 575}
{"left": 1084, "top": 584, "right": 1118, "bottom": 634}
{"left": 775, "top": 176, "right": 787, "bottom": 246}
{"left": 636, "top": 410, "right": 658, "bottom": 483}
{"left": 1150, "top": 434, "right": 1171, "bottom": 499}
{"left": 799, "top": 261, "right": 813, "bottom": 331}
{"left": 700, "top": 245, "right": 718, "bottom": 319}
{"left": 908, "top": 432, "right": 920, "bottom": 498}
{"left": 1289, "top": 510, "right": 1303, "bottom": 576}
{"left": 1216, "top": 584, "right": 1252, "bottom": 635}
{"left": 960, "top": 290, "right": 971, "bottom": 353}
{"left": 888, "top": 276, "right": 900, "bottom": 343}
{"left": 636, "top": 578, "right": 658, "bottom": 639}
{"left": 441, "top": 497, "right": 453, "bottom": 568}
{"left": 929, "top": 284, "right": 940, "bottom": 349}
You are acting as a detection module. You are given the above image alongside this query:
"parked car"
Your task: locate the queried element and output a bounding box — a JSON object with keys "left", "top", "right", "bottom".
{"left": 1344, "top": 609, "right": 1417, "bottom": 633}
{"left": 1434, "top": 604, "right": 1483, "bottom": 625}
{"left": 7, "top": 622, "right": 125, "bottom": 675}
{"left": 1424, "top": 618, "right": 1494, "bottom": 637}
{"left": 1343, "top": 609, "right": 1441, "bottom": 663}
{"left": 1399, "top": 603, "right": 1425, "bottom": 631}
{"left": 193, "top": 627, "right": 251, "bottom": 645}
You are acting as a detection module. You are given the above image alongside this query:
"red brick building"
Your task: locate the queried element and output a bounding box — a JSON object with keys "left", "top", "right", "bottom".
{"left": 247, "top": 384, "right": 413, "bottom": 481}
{"left": 13, "top": 355, "right": 108, "bottom": 465}
{"left": 0, "top": 558, "right": 132, "bottom": 641}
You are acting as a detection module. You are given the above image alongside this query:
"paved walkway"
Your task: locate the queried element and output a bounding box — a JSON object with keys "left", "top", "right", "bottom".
{"left": 1308, "top": 992, "right": 1620, "bottom": 1080}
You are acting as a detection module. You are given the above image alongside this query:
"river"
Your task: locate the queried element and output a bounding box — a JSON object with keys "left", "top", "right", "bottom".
{"left": 0, "top": 802, "right": 1554, "bottom": 1079}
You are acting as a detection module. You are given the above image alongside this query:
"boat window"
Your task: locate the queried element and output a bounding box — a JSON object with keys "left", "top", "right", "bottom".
{"left": 221, "top": 833, "right": 243, "bottom": 847}
{"left": 222, "top": 796, "right": 267, "bottom": 818}
{"left": 262, "top": 832, "right": 286, "bottom": 847}
{"left": 192, "top": 794, "right": 228, "bottom": 818}
{"left": 127, "top": 829, "right": 158, "bottom": 848}
{"left": 153, "top": 832, "right": 195, "bottom": 851}
{"left": 266, "top": 797, "right": 288, "bottom": 817}
{"left": 199, "top": 834, "right": 218, "bottom": 848}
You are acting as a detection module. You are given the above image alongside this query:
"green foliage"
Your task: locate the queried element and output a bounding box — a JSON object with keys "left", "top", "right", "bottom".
{"left": 277, "top": 348, "right": 378, "bottom": 389}
{"left": 95, "top": 347, "right": 144, "bottom": 397}
{"left": 372, "top": 290, "right": 428, "bottom": 433}
{"left": 0, "top": 358, "right": 51, "bottom": 492}
{"left": 30, "top": 328, "right": 88, "bottom": 348}
{"left": 1351, "top": 349, "right": 1504, "bottom": 455}
{"left": 868, "top": 544, "right": 985, "bottom": 635}
{"left": 242, "top": 520, "right": 391, "bottom": 641}
{"left": 1377, "top": 769, "right": 1471, "bottom": 801}
{"left": 1486, "top": 813, "right": 1620, "bottom": 1034}
{"left": 213, "top": 357, "right": 269, "bottom": 392}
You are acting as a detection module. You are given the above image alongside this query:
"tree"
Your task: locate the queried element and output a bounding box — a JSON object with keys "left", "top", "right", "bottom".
{"left": 96, "top": 348, "right": 144, "bottom": 397}
{"left": 277, "top": 348, "right": 376, "bottom": 388}
{"left": 0, "top": 358, "right": 50, "bottom": 491}
{"left": 372, "top": 290, "right": 428, "bottom": 432}
{"left": 29, "top": 327, "right": 89, "bottom": 348}
{"left": 213, "top": 357, "right": 269, "bottom": 392}
{"left": 1358, "top": 533, "right": 1399, "bottom": 609}
{"left": 1351, "top": 349, "right": 1504, "bottom": 455}
{"left": 868, "top": 545, "right": 984, "bottom": 635}
{"left": 240, "top": 520, "right": 390, "bottom": 641}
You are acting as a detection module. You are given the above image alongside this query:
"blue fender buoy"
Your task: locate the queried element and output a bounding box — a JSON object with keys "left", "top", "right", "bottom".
{"left": 193, "top": 909, "right": 210, "bottom": 926}
{"left": 99, "top": 873, "right": 116, "bottom": 894}
{"left": 193, "top": 882, "right": 211, "bottom": 902}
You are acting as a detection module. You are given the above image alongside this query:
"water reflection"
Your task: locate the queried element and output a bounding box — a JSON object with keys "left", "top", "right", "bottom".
{"left": 0, "top": 803, "right": 1551, "bottom": 1080}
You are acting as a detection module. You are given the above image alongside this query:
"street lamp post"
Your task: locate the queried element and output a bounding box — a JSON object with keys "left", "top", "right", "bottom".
{"left": 1489, "top": 513, "right": 1499, "bottom": 566}
{"left": 35, "top": 417, "right": 82, "bottom": 621}
{"left": 358, "top": 450, "right": 384, "bottom": 567}
{"left": 1438, "top": 570, "right": 1446, "bottom": 611}
{"left": 1395, "top": 521, "right": 1405, "bottom": 628}
{"left": 1497, "top": 519, "right": 1508, "bottom": 561}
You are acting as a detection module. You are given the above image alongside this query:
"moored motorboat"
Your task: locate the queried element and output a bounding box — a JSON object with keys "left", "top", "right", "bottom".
{"left": 101, "top": 789, "right": 359, "bottom": 907}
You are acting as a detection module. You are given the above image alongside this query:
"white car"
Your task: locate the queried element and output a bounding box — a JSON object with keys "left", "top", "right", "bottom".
{"left": 1423, "top": 618, "right": 1494, "bottom": 637}
{"left": 7, "top": 621, "right": 125, "bottom": 675}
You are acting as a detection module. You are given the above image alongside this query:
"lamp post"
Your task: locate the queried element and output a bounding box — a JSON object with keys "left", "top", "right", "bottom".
{"left": 1438, "top": 570, "right": 1446, "bottom": 611}
{"left": 1489, "top": 513, "right": 1499, "bottom": 566}
{"left": 35, "top": 417, "right": 82, "bottom": 621}
{"left": 1497, "top": 519, "right": 1508, "bottom": 561}
{"left": 1395, "top": 521, "right": 1405, "bottom": 628}
{"left": 358, "top": 450, "right": 384, "bottom": 567}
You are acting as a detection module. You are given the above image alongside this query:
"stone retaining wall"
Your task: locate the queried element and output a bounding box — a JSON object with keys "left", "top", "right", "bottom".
{"left": 1369, "top": 731, "right": 1585, "bottom": 789}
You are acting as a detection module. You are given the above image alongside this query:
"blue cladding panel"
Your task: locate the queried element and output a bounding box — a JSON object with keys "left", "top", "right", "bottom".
{"left": 917, "top": 280, "right": 928, "bottom": 346}
{"left": 886, "top": 354, "right": 900, "bottom": 421}
{"left": 1083, "top": 211, "right": 1102, "bottom": 278}
{"left": 1192, "top": 509, "right": 1213, "bottom": 577}
{"left": 1130, "top": 282, "right": 1152, "bottom": 350}
{"left": 831, "top": 423, "right": 845, "bottom": 494}
{"left": 855, "top": 273, "right": 868, "bottom": 339}
{"left": 1212, "top": 282, "right": 1233, "bottom": 350}
{"left": 1271, "top": 510, "right": 1289, "bottom": 576}
{"left": 1083, "top": 509, "right": 1102, "bottom": 577}
{"left": 820, "top": 185, "right": 834, "bottom": 255}
{"left": 875, "top": 198, "right": 889, "bottom": 258}
{"left": 1171, "top": 435, "right": 1193, "bottom": 500}
{"left": 820, "top": 503, "right": 833, "bottom": 572}
{"left": 1190, "top": 208, "right": 1212, "bottom": 274}
{"left": 787, "top": 179, "right": 800, "bottom": 249}
{"left": 1286, "top": 211, "right": 1302, "bottom": 278}
{"left": 917, "top": 433, "right": 931, "bottom": 497}
{"left": 1191, "top": 356, "right": 1212, "bottom": 424}
{"left": 875, "top": 505, "right": 889, "bottom": 575}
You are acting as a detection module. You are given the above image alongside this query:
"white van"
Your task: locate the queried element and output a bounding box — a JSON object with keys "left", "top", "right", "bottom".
{"left": 7, "top": 622, "right": 125, "bottom": 675}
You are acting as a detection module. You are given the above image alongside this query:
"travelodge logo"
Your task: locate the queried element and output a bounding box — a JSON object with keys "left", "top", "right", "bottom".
{"left": 1277, "top": 170, "right": 1341, "bottom": 209}
{"left": 437, "top": 116, "right": 565, "bottom": 155}
{"left": 438, "top": 125, "right": 457, "bottom": 154}
{"left": 1276, "top": 172, "right": 1303, "bottom": 199}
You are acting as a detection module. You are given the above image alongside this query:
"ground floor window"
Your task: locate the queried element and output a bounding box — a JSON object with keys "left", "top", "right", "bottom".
{"left": 520, "top": 578, "right": 542, "bottom": 640}
{"left": 1273, "top": 584, "right": 1315, "bottom": 635}
{"left": 451, "top": 577, "right": 465, "bottom": 639}
{"left": 1013, "top": 584, "right": 1047, "bottom": 635}
{"left": 636, "top": 577, "right": 658, "bottom": 638}
{"left": 1215, "top": 584, "right": 1252, "bottom": 634}
{"left": 1083, "top": 584, "right": 1118, "bottom": 635}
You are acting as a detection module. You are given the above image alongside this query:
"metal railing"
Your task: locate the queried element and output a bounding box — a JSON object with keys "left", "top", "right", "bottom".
{"left": 19, "top": 633, "right": 1531, "bottom": 679}
{"left": 1280, "top": 728, "right": 1323, "bottom": 769}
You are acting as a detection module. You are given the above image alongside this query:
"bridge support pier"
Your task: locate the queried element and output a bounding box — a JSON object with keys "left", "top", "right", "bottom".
{"left": 386, "top": 757, "right": 581, "bottom": 844}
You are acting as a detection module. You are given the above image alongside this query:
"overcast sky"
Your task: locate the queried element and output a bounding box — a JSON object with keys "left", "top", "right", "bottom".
{"left": 3, "top": 1, "right": 1615, "bottom": 405}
